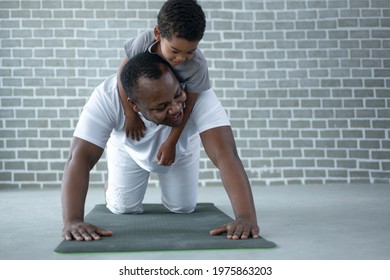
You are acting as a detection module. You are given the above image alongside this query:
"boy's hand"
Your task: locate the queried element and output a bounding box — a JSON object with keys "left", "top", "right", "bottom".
{"left": 62, "top": 221, "right": 112, "bottom": 241}
{"left": 157, "top": 140, "right": 176, "bottom": 166}
{"left": 125, "top": 114, "right": 146, "bottom": 141}
{"left": 209, "top": 218, "right": 259, "bottom": 240}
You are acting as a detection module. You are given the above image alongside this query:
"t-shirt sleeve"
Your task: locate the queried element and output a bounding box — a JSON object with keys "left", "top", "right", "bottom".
{"left": 180, "top": 49, "right": 211, "bottom": 94}
{"left": 190, "top": 88, "right": 230, "bottom": 134}
{"left": 123, "top": 30, "right": 154, "bottom": 59}
{"left": 184, "top": 61, "right": 211, "bottom": 94}
{"left": 73, "top": 81, "right": 119, "bottom": 149}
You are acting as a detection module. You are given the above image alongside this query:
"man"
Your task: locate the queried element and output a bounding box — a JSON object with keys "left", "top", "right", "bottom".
{"left": 61, "top": 53, "right": 259, "bottom": 241}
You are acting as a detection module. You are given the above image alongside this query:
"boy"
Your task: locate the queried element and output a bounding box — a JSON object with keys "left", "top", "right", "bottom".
{"left": 117, "top": 0, "right": 209, "bottom": 166}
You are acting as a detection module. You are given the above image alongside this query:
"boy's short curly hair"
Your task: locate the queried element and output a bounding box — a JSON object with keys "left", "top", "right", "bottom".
{"left": 157, "top": 0, "right": 206, "bottom": 42}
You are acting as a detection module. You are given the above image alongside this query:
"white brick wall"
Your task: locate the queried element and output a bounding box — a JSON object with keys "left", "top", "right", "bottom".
{"left": 1, "top": 0, "right": 389, "bottom": 189}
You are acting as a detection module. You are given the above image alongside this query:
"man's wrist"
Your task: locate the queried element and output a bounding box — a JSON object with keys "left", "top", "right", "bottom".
{"left": 64, "top": 218, "right": 84, "bottom": 226}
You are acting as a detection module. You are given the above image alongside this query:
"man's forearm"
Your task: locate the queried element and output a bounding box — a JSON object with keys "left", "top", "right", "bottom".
{"left": 218, "top": 154, "right": 257, "bottom": 223}
{"left": 201, "top": 126, "right": 257, "bottom": 223}
{"left": 61, "top": 161, "right": 89, "bottom": 225}
{"left": 61, "top": 138, "right": 104, "bottom": 225}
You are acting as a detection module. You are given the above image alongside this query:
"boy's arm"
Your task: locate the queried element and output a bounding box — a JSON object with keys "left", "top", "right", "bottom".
{"left": 117, "top": 56, "right": 145, "bottom": 140}
{"left": 169, "top": 91, "right": 197, "bottom": 142}
{"left": 117, "top": 56, "right": 131, "bottom": 119}
{"left": 157, "top": 92, "right": 197, "bottom": 165}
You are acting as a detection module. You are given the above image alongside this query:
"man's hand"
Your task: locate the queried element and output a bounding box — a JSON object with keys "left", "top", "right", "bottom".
{"left": 62, "top": 221, "right": 113, "bottom": 241}
{"left": 210, "top": 218, "right": 259, "bottom": 240}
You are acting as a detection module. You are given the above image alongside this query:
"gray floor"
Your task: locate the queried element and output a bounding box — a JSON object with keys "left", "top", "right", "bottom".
{"left": 1, "top": 183, "right": 389, "bottom": 260}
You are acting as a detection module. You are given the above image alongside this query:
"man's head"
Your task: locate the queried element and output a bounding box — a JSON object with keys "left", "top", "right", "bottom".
{"left": 120, "top": 53, "right": 187, "bottom": 127}
{"left": 154, "top": 0, "right": 206, "bottom": 66}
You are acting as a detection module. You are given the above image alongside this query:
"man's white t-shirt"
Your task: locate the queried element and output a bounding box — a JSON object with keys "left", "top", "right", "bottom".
{"left": 74, "top": 74, "right": 230, "bottom": 173}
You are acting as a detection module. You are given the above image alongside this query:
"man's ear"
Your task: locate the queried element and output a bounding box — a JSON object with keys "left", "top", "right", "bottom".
{"left": 127, "top": 98, "right": 140, "bottom": 113}
{"left": 154, "top": 26, "right": 161, "bottom": 42}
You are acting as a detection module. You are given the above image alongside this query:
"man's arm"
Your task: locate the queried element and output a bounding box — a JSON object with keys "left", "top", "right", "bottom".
{"left": 200, "top": 126, "right": 259, "bottom": 239}
{"left": 61, "top": 137, "right": 112, "bottom": 241}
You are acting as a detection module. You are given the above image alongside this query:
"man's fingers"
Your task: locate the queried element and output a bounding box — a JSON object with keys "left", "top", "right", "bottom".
{"left": 70, "top": 229, "right": 84, "bottom": 241}
{"left": 209, "top": 225, "right": 227, "bottom": 236}
{"left": 95, "top": 227, "right": 113, "bottom": 238}
{"left": 63, "top": 223, "right": 112, "bottom": 241}
{"left": 210, "top": 222, "right": 260, "bottom": 240}
{"left": 224, "top": 223, "right": 245, "bottom": 239}
{"left": 238, "top": 227, "right": 251, "bottom": 240}
{"left": 251, "top": 228, "right": 260, "bottom": 239}
{"left": 63, "top": 231, "right": 73, "bottom": 241}
{"left": 227, "top": 224, "right": 243, "bottom": 240}
{"left": 73, "top": 228, "right": 92, "bottom": 241}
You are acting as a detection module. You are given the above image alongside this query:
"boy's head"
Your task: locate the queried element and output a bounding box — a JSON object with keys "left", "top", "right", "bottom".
{"left": 157, "top": 0, "right": 206, "bottom": 42}
{"left": 153, "top": 0, "right": 206, "bottom": 66}
{"left": 120, "top": 53, "right": 186, "bottom": 127}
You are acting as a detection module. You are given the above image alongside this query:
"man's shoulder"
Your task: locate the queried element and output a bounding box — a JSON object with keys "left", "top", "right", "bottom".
{"left": 97, "top": 74, "right": 117, "bottom": 97}
{"left": 90, "top": 75, "right": 121, "bottom": 111}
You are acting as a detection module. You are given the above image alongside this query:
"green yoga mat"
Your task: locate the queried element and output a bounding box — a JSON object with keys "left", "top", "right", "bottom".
{"left": 55, "top": 203, "right": 276, "bottom": 253}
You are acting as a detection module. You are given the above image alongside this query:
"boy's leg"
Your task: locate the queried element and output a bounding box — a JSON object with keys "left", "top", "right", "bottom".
{"left": 105, "top": 139, "right": 150, "bottom": 214}
{"left": 158, "top": 135, "right": 200, "bottom": 213}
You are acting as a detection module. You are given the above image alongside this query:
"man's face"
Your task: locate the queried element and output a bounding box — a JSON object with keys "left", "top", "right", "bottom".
{"left": 130, "top": 66, "right": 187, "bottom": 127}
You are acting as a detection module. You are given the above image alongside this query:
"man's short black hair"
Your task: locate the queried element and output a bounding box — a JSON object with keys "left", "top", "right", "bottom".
{"left": 120, "top": 53, "right": 172, "bottom": 101}
{"left": 157, "top": 0, "right": 206, "bottom": 41}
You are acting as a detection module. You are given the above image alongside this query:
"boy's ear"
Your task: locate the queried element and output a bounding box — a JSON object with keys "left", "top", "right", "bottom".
{"left": 127, "top": 98, "right": 140, "bottom": 113}
{"left": 153, "top": 26, "right": 161, "bottom": 42}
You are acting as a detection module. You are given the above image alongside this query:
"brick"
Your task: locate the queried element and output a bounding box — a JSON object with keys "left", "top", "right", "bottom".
{"left": 349, "top": 150, "right": 369, "bottom": 159}
{"left": 328, "top": 170, "right": 348, "bottom": 178}
{"left": 373, "top": 120, "right": 390, "bottom": 129}
{"left": 305, "top": 170, "right": 326, "bottom": 178}
{"left": 327, "top": 150, "right": 347, "bottom": 158}
{"left": 271, "top": 140, "right": 291, "bottom": 148}
{"left": 14, "top": 172, "right": 35, "bottom": 181}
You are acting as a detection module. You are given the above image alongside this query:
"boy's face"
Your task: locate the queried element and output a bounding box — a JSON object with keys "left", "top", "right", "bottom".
{"left": 154, "top": 26, "right": 199, "bottom": 66}
{"left": 130, "top": 65, "right": 187, "bottom": 127}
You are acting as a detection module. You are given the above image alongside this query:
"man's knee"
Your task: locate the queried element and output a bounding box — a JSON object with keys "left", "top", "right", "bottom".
{"left": 163, "top": 202, "right": 196, "bottom": 214}
{"left": 106, "top": 203, "right": 144, "bottom": 215}
{"left": 105, "top": 190, "right": 143, "bottom": 214}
